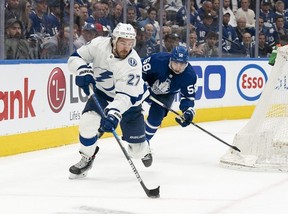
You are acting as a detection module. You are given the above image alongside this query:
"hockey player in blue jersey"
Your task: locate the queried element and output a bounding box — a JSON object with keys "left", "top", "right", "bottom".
{"left": 142, "top": 46, "right": 197, "bottom": 166}
{"left": 67, "top": 23, "right": 150, "bottom": 179}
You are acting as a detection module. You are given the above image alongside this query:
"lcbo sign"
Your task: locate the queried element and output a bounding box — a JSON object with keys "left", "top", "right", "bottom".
{"left": 193, "top": 65, "right": 226, "bottom": 100}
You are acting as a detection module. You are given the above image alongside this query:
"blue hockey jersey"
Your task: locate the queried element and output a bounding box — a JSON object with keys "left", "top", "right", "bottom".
{"left": 142, "top": 52, "right": 197, "bottom": 112}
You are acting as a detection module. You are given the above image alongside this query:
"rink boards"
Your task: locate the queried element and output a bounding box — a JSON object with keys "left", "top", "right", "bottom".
{"left": 0, "top": 59, "right": 272, "bottom": 156}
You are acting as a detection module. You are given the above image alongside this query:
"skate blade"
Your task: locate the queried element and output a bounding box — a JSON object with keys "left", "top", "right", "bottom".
{"left": 69, "top": 171, "right": 88, "bottom": 180}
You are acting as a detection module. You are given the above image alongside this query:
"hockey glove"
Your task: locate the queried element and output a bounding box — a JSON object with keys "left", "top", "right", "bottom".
{"left": 175, "top": 107, "right": 195, "bottom": 127}
{"left": 100, "top": 109, "right": 121, "bottom": 132}
{"left": 75, "top": 65, "right": 95, "bottom": 96}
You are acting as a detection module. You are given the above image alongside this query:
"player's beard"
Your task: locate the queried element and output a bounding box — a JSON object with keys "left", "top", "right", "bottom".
{"left": 116, "top": 49, "right": 131, "bottom": 59}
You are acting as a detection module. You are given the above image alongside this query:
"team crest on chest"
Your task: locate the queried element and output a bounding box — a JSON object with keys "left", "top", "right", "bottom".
{"left": 128, "top": 57, "right": 137, "bottom": 67}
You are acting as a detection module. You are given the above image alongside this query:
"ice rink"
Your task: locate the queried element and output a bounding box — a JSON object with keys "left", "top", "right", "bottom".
{"left": 1, "top": 119, "right": 288, "bottom": 214}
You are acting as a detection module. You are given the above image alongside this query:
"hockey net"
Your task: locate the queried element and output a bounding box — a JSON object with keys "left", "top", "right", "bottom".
{"left": 220, "top": 45, "right": 288, "bottom": 172}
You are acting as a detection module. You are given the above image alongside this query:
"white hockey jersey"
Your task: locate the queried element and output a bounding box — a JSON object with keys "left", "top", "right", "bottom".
{"left": 68, "top": 37, "right": 148, "bottom": 114}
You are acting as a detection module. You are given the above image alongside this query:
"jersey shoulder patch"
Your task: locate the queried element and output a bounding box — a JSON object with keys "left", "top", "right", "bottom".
{"left": 128, "top": 57, "right": 138, "bottom": 67}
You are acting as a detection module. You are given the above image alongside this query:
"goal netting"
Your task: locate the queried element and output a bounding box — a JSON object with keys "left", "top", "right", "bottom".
{"left": 220, "top": 45, "right": 288, "bottom": 172}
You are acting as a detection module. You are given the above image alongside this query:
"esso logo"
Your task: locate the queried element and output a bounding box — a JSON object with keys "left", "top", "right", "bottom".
{"left": 47, "top": 67, "right": 66, "bottom": 113}
{"left": 237, "top": 64, "right": 268, "bottom": 101}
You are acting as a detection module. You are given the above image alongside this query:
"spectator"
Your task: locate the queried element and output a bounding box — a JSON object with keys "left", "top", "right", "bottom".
{"left": 134, "top": 26, "right": 148, "bottom": 57}
{"left": 165, "top": 0, "right": 183, "bottom": 13}
{"left": 45, "top": 0, "right": 62, "bottom": 37}
{"left": 79, "top": 5, "right": 89, "bottom": 22}
{"left": 251, "top": 32, "right": 272, "bottom": 57}
{"left": 176, "top": 0, "right": 199, "bottom": 27}
{"left": 127, "top": 0, "right": 143, "bottom": 20}
{"left": 162, "top": 25, "right": 172, "bottom": 36}
{"left": 260, "top": 0, "right": 275, "bottom": 27}
{"left": 75, "top": 0, "right": 90, "bottom": 7}
{"left": 40, "top": 25, "right": 72, "bottom": 59}
{"left": 238, "top": 32, "right": 254, "bottom": 57}
{"left": 126, "top": 6, "right": 137, "bottom": 25}
{"left": 270, "top": 15, "right": 288, "bottom": 47}
{"left": 29, "top": 0, "right": 48, "bottom": 36}
{"left": 258, "top": 16, "right": 272, "bottom": 36}
{"left": 195, "top": 13, "right": 218, "bottom": 44}
{"left": 155, "top": 33, "right": 179, "bottom": 52}
{"left": 109, "top": 3, "right": 123, "bottom": 30}
{"left": 196, "top": 0, "right": 214, "bottom": 21}
{"left": 101, "top": 0, "right": 116, "bottom": 31}
{"left": 144, "top": 23, "right": 158, "bottom": 55}
{"left": 157, "top": 9, "right": 174, "bottom": 27}
{"left": 156, "top": 25, "right": 171, "bottom": 49}
{"left": 5, "top": 18, "right": 33, "bottom": 59}
{"left": 223, "top": 0, "right": 237, "bottom": 27}
{"left": 138, "top": 7, "right": 160, "bottom": 42}
{"left": 101, "top": 0, "right": 110, "bottom": 18}
{"left": 258, "top": 16, "right": 274, "bottom": 48}
{"left": 94, "top": 23, "right": 109, "bottom": 37}
{"left": 64, "top": 2, "right": 83, "bottom": 37}
{"left": 19, "top": 0, "right": 33, "bottom": 38}
{"left": 73, "top": 2, "right": 81, "bottom": 17}
{"left": 198, "top": 31, "right": 219, "bottom": 57}
{"left": 188, "top": 31, "right": 204, "bottom": 56}
{"left": 222, "top": 11, "right": 241, "bottom": 55}
{"left": 234, "top": 16, "right": 255, "bottom": 43}
{"left": 211, "top": 0, "right": 220, "bottom": 27}
{"left": 5, "top": 0, "right": 21, "bottom": 21}
{"left": 152, "top": 0, "right": 168, "bottom": 12}
{"left": 86, "top": 1, "right": 113, "bottom": 34}
{"left": 274, "top": 0, "right": 288, "bottom": 29}
{"left": 235, "top": 0, "right": 255, "bottom": 28}
{"left": 73, "top": 23, "right": 97, "bottom": 49}
{"left": 231, "top": 0, "right": 238, "bottom": 14}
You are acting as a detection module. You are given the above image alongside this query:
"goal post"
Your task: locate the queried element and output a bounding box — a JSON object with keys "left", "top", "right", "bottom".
{"left": 220, "top": 45, "right": 288, "bottom": 171}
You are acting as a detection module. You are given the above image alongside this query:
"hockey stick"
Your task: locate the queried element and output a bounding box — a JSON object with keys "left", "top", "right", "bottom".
{"left": 88, "top": 85, "right": 160, "bottom": 198}
{"left": 222, "top": 36, "right": 242, "bottom": 49}
{"left": 149, "top": 95, "right": 241, "bottom": 152}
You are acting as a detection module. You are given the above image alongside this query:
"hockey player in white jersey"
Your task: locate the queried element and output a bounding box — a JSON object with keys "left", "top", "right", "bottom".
{"left": 67, "top": 23, "right": 150, "bottom": 179}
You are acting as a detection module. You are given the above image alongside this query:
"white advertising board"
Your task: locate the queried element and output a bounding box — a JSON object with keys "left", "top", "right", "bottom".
{"left": 0, "top": 59, "right": 272, "bottom": 136}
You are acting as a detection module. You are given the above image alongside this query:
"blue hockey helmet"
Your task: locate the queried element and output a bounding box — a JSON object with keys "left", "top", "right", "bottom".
{"left": 170, "top": 46, "right": 189, "bottom": 63}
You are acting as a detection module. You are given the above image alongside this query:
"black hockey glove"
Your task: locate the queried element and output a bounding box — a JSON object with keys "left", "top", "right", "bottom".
{"left": 175, "top": 107, "right": 195, "bottom": 127}
{"left": 100, "top": 109, "right": 121, "bottom": 132}
{"left": 75, "top": 65, "right": 95, "bottom": 96}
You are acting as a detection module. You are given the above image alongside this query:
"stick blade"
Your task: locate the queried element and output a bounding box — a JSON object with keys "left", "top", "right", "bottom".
{"left": 231, "top": 146, "right": 241, "bottom": 152}
{"left": 146, "top": 186, "right": 160, "bottom": 198}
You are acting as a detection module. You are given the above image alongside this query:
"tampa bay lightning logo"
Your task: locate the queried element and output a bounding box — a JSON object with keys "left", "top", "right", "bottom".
{"left": 95, "top": 70, "right": 115, "bottom": 91}
{"left": 128, "top": 57, "right": 137, "bottom": 67}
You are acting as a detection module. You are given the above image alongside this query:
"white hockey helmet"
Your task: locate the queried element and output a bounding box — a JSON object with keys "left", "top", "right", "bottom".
{"left": 112, "top": 23, "right": 136, "bottom": 46}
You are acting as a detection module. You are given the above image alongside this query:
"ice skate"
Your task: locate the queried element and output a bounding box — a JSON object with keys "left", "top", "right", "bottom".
{"left": 141, "top": 153, "right": 153, "bottom": 167}
{"left": 69, "top": 146, "right": 99, "bottom": 179}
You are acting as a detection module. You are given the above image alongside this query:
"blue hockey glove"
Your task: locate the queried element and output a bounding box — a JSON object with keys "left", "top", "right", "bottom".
{"left": 75, "top": 65, "right": 95, "bottom": 96}
{"left": 175, "top": 107, "right": 195, "bottom": 127}
{"left": 100, "top": 110, "right": 121, "bottom": 132}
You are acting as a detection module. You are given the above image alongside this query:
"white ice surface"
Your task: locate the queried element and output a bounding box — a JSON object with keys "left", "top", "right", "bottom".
{"left": 1, "top": 119, "right": 288, "bottom": 214}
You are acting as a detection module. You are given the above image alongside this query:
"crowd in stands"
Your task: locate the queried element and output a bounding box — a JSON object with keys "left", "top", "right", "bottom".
{"left": 4, "top": 0, "right": 288, "bottom": 60}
